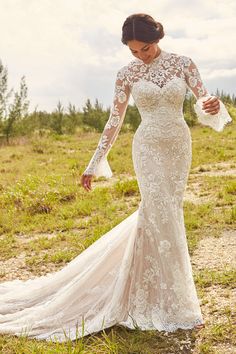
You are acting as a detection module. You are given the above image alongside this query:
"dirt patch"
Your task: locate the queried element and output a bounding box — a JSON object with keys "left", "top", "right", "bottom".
{"left": 198, "top": 284, "right": 235, "bottom": 323}
{"left": 191, "top": 230, "right": 236, "bottom": 353}
{"left": 211, "top": 344, "right": 236, "bottom": 354}
{"left": 93, "top": 173, "right": 135, "bottom": 189}
{"left": 191, "top": 161, "right": 236, "bottom": 177}
{"left": 0, "top": 251, "right": 62, "bottom": 281}
{"left": 193, "top": 283, "right": 236, "bottom": 354}
{"left": 191, "top": 230, "right": 236, "bottom": 270}
{"left": 185, "top": 181, "right": 211, "bottom": 204}
{"left": 0, "top": 253, "right": 38, "bottom": 281}
{"left": 16, "top": 231, "right": 58, "bottom": 243}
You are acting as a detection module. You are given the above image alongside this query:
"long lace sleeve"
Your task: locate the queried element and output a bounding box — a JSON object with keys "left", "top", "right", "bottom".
{"left": 183, "top": 57, "right": 232, "bottom": 131}
{"left": 83, "top": 68, "right": 130, "bottom": 178}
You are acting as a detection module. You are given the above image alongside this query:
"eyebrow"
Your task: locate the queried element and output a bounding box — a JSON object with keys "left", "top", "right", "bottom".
{"left": 130, "top": 44, "right": 150, "bottom": 51}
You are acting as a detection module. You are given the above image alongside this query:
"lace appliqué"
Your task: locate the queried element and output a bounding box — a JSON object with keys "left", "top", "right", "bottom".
{"left": 83, "top": 51, "right": 231, "bottom": 178}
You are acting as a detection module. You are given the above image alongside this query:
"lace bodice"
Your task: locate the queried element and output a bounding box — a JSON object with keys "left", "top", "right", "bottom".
{"left": 83, "top": 50, "right": 232, "bottom": 177}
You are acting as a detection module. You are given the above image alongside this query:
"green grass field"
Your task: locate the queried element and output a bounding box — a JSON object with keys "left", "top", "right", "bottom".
{"left": 0, "top": 119, "right": 235, "bottom": 353}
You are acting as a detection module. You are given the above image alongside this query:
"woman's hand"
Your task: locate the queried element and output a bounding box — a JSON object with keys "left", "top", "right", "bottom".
{"left": 202, "top": 96, "right": 220, "bottom": 115}
{"left": 81, "top": 174, "right": 93, "bottom": 192}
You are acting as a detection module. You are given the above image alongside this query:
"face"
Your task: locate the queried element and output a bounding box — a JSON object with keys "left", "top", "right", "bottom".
{"left": 127, "top": 39, "right": 160, "bottom": 64}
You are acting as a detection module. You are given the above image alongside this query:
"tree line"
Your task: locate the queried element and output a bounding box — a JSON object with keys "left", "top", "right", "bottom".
{"left": 0, "top": 60, "right": 235, "bottom": 143}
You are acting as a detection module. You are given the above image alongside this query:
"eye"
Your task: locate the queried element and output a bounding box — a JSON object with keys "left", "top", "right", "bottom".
{"left": 143, "top": 47, "right": 150, "bottom": 52}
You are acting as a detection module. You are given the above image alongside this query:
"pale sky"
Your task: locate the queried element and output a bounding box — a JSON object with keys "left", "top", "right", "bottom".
{"left": 0, "top": 0, "right": 235, "bottom": 112}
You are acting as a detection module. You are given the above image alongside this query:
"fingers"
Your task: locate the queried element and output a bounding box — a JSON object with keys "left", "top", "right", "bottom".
{"left": 83, "top": 178, "right": 90, "bottom": 192}
{"left": 87, "top": 176, "right": 91, "bottom": 191}
{"left": 202, "top": 96, "right": 219, "bottom": 108}
{"left": 81, "top": 174, "right": 92, "bottom": 192}
{"left": 203, "top": 96, "right": 218, "bottom": 103}
{"left": 202, "top": 96, "right": 220, "bottom": 115}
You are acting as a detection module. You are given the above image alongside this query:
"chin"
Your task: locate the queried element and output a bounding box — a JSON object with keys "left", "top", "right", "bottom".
{"left": 143, "top": 56, "right": 151, "bottom": 63}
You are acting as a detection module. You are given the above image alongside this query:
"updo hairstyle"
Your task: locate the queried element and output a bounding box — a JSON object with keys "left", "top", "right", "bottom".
{"left": 121, "top": 13, "right": 164, "bottom": 45}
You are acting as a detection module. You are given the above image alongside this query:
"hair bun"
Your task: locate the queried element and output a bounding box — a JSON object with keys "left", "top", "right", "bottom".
{"left": 155, "top": 22, "right": 164, "bottom": 39}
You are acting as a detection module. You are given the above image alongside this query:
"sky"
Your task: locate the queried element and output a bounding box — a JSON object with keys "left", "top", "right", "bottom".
{"left": 0, "top": 0, "right": 235, "bottom": 112}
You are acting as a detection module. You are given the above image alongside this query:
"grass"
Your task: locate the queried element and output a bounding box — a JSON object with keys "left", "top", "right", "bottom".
{"left": 0, "top": 118, "right": 235, "bottom": 353}
{"left": 194, "top": 269, "right": 236, "bottom": 289}
{"left": 0, "top": 326, "right": 200, "bottom": 354}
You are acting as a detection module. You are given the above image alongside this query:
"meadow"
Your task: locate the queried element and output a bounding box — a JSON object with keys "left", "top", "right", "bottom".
{"left": 0, "top": 117, "right": 235, "bottom": 353}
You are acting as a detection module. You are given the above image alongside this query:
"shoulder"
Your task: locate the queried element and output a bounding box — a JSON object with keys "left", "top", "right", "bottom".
{"left": 118, "top": 58, "right": 141, "bottom": 73}
{"left": 116, "top": 64, "right": 129, "bottom": 79}
{"left": 116, "top": 59, "right": 141, "bottom": 82}
{"left": 163, "top": 51, "right": 193, "bottom": 67}
{"left": 179, "top": 54, "right": 194, "bottom": 68}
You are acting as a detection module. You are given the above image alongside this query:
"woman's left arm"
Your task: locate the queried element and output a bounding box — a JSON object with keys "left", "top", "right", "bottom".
{"left": 183, "top": 57, "right": 232, "bottom": 131}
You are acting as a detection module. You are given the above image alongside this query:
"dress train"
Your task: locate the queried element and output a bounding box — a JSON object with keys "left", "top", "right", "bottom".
{"left": 0, "top": 211, "right": 139, "bottom": 341}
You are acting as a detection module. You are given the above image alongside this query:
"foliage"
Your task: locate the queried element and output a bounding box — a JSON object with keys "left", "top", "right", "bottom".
{"left": 50, "top": 101, "right": 64, "bottom": 135}
{"left": 82, "top": 98, "right": 108, "bottom": 132}
{"left": 0, "top": 60, "right": 29, "bottom": 143}
{"left": 215, "top": 88, "right": 236, "bottom": 106}
{"left": 3, "top": 76, "right": 29, "bottom": 143}
{"left": 1, "top": 57, "right": 235, "bottom": 141}
{"left": 125, "top": 104, "right": 141, "bottom": 131}
{"left": 6, "top": 91, "right": 236, "bottom": 140}
{"left": 183, "top": 92, "right": 198, "bottom": 127}
{"left": 0, "top": 60, "right": 11, "bottom": 121}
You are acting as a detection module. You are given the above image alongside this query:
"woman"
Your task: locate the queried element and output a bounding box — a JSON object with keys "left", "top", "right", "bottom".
{"left": 0, "top": 14, "right": 232, "bottom": 342}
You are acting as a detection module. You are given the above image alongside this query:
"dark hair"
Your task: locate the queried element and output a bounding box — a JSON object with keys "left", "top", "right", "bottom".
{"left": 121, "top": 13, "right": 164, "bottom": 45}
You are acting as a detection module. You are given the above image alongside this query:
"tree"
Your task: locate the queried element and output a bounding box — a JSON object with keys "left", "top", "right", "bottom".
{"left": 125, "top": 104, "right": 141, "bottom": 131}
{"left": 3, "top": 76, "right": 29, "bottom": 143}
{"left": 0, "top": 60, "right": 29, "bottom": 142}
{"left": 63, "top": 103, "right": 83, "bottom": 134}
{"left": 0, "top": 61, "right": 12, "bottom": 133}
{"left": 50, "top": 101, "right": 64, "bottom": 134}
{"left": 183, "top": 92, "right": 197, "bottom": 127}
{"left": 82, "top": 98, "right": 107, "bottom": 132}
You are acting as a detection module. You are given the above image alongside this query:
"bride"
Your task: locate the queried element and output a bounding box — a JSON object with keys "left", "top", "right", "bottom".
{"left": 0, "top": 13, "right": 232, "bottom": 342}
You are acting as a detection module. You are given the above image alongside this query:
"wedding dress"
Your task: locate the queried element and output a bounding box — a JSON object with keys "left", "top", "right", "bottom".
{"left": 0, "top": 50, "right": 232, "bottom": 342}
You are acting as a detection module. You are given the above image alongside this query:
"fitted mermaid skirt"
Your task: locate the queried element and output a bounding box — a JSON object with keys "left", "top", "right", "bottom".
{"left": 124, "top": 119, "right": 203, "bottom": 330}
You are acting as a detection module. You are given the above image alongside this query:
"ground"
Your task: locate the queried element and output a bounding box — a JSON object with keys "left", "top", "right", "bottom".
{"left": 0, "top": 126, "right": 235, "bottom": 353}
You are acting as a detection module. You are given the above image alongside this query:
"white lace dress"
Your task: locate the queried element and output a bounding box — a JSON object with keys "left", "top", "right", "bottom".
{"left": 0, "top": 50, "right": 232, "bottom": 342}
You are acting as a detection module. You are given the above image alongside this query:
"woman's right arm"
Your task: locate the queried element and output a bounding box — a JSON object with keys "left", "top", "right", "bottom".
{"left": 81, "top": 68, "right": 131, "bottom": 191}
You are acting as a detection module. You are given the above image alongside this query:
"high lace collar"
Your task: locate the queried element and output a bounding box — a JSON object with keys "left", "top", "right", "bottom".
{"left": 146, "top": 50, "right": 165, "bottom": 66}
{"left": 135, "top": 49, "right": 165, "bottom": 67}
